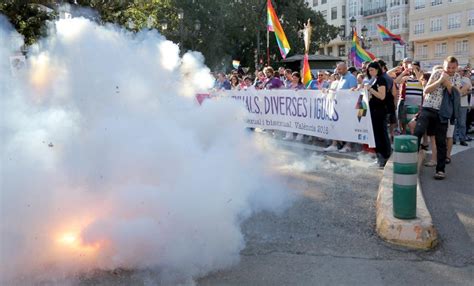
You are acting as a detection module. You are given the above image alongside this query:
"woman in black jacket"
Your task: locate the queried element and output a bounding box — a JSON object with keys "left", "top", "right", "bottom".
{"left": 366, "top": 62, "right": 392, "bottom": 167}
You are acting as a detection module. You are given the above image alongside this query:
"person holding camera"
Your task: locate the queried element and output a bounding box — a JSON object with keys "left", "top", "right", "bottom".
{"left": 413, "top": 56, "right": 462, "bottom": 180}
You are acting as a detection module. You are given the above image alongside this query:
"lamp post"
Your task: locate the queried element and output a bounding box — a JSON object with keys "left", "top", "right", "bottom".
{"left": 338, "top": 16, "right": 372, "bottom": 66}
{"left": 146, "top": 15, "right": 154, "bottom": 30}
{"left": 177, "top": 8, "right": 184, "bottom": 51}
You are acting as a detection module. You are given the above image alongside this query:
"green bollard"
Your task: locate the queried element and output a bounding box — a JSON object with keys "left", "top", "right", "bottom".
{"left": 404, "top": 105, "right": 419, "bottom": 134}
{"left": 393, "top": 135, "right": 418, "bottom": 219}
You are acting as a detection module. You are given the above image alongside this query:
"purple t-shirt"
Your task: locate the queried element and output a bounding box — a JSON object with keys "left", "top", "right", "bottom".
{"left": 264, "top": 77, "right": 283, "bottom": 89}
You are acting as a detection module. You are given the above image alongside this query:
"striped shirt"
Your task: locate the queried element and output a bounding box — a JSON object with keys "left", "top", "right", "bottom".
{"left": 402, "top": 77, "right": 424, "bottom": 106}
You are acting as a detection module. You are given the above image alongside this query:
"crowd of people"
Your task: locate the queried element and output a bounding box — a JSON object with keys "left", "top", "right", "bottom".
{"left": 212, "top": 56, "right": 473, "bottom": 179}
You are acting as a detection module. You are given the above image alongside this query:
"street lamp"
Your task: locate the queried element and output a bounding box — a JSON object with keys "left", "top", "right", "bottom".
{"left": 160, "top": 20, "right": 168, "bottom": 31}
{"left": 194, "top": 19, "right": 201, "bottom": 32}
{"left": 361, "top": 25, "right": 368, "bottom": 37}
{"left": 177, "top": 8, "right": 184, "bottom": 20}
{"left": 146, "top": 15, "right": 154, "bottom": 30}
{"left": 350, "top": 16, "right": 357, "bottom": 30}
{"left": 127, "top": 18, "right": 135, "bottom": 30}
{"left": 340, "top": 17, "right": 373, "bottom": 65}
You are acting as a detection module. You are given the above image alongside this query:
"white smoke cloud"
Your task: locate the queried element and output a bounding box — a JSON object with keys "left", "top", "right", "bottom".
{"left": 0, "top": 16, "right": 291, "bottom": 284}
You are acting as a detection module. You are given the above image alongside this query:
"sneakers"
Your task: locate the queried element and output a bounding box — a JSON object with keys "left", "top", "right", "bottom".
{"left": 369, "top": 160, "right": 384, "bottom": 169}
{"left": 424, "top": 160, "right": 436, "bottom": 167}
{"left": 339, "top": 145, "right": 352, "bottom": 153}
{"left": 324, "top": 145, "right": 338, "bottom": 152}
{"left": 434, "top": 171, "right": 446, "bottom": 180}
{"left": 460, "top": 141, "right": 468, "bottom": 146}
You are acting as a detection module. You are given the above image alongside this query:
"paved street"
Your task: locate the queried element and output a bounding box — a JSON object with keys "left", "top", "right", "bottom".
{"left": 419, "top": 147, "right": 474, "bottom": 268}
{"left": 70, "top": 136, "right": 474, "bottom": 286}
{"left": 198, "top": 137, "right": 474, "bottom": 286}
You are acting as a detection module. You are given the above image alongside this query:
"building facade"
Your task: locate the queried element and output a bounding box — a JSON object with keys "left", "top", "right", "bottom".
{"left": 307, "top": 0, "right": 473, "bottom": 68}
{"left": 409, "top": 0, "right": 474, "bottom": 70}
{"left": 307, "top": 0, "right": 348, "bottom": 60}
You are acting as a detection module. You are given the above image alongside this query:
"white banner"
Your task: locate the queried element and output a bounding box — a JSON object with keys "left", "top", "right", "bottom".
{"left": 211, "top": 89, "right": 376, "bottom": 147}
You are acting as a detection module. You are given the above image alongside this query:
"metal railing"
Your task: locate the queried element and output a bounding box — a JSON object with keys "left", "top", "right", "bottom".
{"left": 363, "top": 6, "right": 387, "bottom": 17}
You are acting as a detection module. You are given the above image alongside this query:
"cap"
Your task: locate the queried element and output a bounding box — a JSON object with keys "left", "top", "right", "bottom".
{"left": 403, "top": 57, "right": 413, "bottom": 63}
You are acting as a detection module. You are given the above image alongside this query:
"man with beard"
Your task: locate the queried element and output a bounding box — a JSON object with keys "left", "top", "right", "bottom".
{"left": 414, "top": 56, "right": 462, "bottom": 180}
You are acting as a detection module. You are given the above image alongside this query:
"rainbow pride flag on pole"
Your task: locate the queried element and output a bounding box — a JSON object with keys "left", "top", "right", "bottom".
{"left": 302, "top": 54, "right": 312, "bottom": 88}
{"left": 267, "top": 0, "right": 291, "bottom": 59}
{"left": 351, "top": 29, "right": 376, "bottom": 67}
{"left": 377, "top": 24, "right": 405, "bottom": 45}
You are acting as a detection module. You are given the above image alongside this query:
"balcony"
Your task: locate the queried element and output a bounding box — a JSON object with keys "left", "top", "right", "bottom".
{"left": 390, "top": 0, "right": 408, "bottom": 7}
{"left": 363, "top": 6, "right": 387, "bottom": 17}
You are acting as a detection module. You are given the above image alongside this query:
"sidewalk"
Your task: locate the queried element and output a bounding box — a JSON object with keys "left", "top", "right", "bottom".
{"left": 419, "top": 147, "right": 474, "bottom": 266}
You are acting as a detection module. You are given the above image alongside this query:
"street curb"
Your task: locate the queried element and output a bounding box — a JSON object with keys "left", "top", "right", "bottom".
{"left": 375, "top": 158, "right": 438, "bottom": 250}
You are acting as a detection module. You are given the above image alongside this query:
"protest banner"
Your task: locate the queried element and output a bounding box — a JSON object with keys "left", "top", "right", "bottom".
{"left": 209, "top": 89, "right": 376, "bottom": 147}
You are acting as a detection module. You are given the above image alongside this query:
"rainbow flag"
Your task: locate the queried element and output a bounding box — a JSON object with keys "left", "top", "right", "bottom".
{"left": 351, "top": 30, "right": 376, "bottom": 67}
{"left": 377, "top": 24, "right": 405, "bottom": 45}
{"left": 302, "top": 54, "right": 312, "bottom": 88}
{"left": 267, "top": 0, "right": 291, "bottom": 59}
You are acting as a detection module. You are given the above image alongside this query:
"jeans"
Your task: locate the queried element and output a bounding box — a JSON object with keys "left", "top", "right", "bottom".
{"left": 455, "top": 107, "right": 468, "bottom": 141}
{"left": 414, "top": 108, "right": 448, "bottom": 173}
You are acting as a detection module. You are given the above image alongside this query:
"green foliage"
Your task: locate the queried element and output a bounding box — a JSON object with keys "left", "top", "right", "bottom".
{"left": 1, "top": 0, "right": 338, "bottom": 71}
{"left": 0, "top": 1, "right": 58, "bottom": 46}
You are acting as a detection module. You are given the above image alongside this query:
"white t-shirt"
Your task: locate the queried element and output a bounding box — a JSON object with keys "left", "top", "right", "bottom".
{"left": 461, "top": 76, "right": 472, "bottom": 107}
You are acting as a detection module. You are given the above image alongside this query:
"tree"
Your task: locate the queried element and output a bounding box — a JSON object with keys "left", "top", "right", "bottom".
{"left": 0, "top": 1, "right": 58, "bottom": 46}
{"left": 1, "top": 0, "right": 338, "bottom": 71}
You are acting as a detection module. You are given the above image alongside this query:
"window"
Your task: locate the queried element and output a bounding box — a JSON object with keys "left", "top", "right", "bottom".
{"left": 321, "top": 10, "right": 327, "bottom": 20}
{"left": 331, "top": 7, "right": 337, "bottom": 20}
{"left": 318, "top": 48, "right": 325, "bottom": 55}
{"left": 390, "top": 14, "right": 400, "bottom": 30}
{"left": 431, "top": 0, "right": 442, "bottom": 6}
{"left": 349, "top": 0, "right": 358, "bottom": 17}
{"left": 416, "top": 44, "right": 428, "bottom": 58}
{"left": 430, "top": 17, "right": 442, "bottom": 32}
{"left": 327, "top": 46, "right": 333, "bottom": 56}
{"left": 322, "top": 0, "right": 327, "bottom": 4}
{"left": 448, "top": 13, "right": 461, "bottom": 29}
{"left": 414, "top": 20, "right": 425, "bottom": 34}
{"left": 468, "top": 10, "right": 474, "bottom": 26}
{"left": 402, "top": 15, "right": 409, "bottom": 28}
{"left": 338, "top": 45, "right": 346, "bottom": 56}
{"left": 342, "top": 5, "right": 346, "bottom": 19}
{"left": 313, "top": 0, "right": 318, "bottom": 6}
{"left": 455, "top": 40, "right": 469, "bottom": 54}
{"left": 415, "top": 0, "right": 425, "bottom": 9}
{"left": 435, "top": 42, "right": 447, "bottom": 57}
{"left": 340, "top": 25, "right": 346, "bottom": 37}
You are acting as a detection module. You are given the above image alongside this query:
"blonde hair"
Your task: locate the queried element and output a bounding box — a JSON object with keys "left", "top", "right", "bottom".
{"left": 263, "top": 66, "right": 274, "bottom": 74}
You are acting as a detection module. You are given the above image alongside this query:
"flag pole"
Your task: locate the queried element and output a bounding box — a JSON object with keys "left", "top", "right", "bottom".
{"left": 267, "top": 28, "right": 270, "bottom": 66}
